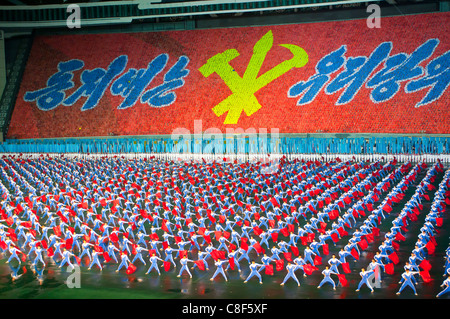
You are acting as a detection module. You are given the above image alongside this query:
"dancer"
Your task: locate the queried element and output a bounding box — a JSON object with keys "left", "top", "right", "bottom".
{"left": 145, "top": 253, "right": 163, "bottom": 275}
{"left": 396, "top": 269, "right": 419, "bottom": 295}
{"left": 88, "top": 250, "right": 103, "bottom": 271}
{"left": 116, "top": 252, "right": 131, "bottom": 272}
{"left": 436, "top": 275, "right": 450, "bottom": 298}
{"left": 280, "top": 262, "right": 301, "bottom": 286}
{"left": 244, "top": 260, "right": 264, "bottom": 284}
{"left": 328, "top": 254, "right": 342, "bottom": 274}
{"left": 177, "top": 255, "right": 194, "bottom": 278}
{"left": 356, "top": 268, "right": 375, "bottom": 292}
{"left": 317, "top": 266, "right": 338, "bottom": 290}
{"left": 210, "top": 259, "right": 229, "bottom": 281}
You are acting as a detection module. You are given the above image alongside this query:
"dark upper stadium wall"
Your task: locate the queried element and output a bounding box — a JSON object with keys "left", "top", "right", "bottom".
{"left": 17, "top": 2, "right": 450, "bottom": 36}
{"left": 0, "top": 35, "right": 32, "bottom": 142}
{"left": 197, "top": 1, "right": 446, "bottom": 30}
{"left": 0, "top": 1, "right": 446, "bottom": 37}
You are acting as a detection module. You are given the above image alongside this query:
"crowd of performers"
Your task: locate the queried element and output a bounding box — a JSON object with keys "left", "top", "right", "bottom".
{"left": 0, "top": 154, "right": 449, "bottom": 297}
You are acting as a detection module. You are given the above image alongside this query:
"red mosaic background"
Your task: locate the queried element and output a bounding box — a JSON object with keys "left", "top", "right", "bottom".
{"left": 7, "top": 12, "right": 450, "bottom": 139}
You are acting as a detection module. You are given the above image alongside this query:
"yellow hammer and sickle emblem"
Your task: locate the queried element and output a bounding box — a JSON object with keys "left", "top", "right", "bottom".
{"left": 199, "top": 30, "right": 308, "bottom": 124}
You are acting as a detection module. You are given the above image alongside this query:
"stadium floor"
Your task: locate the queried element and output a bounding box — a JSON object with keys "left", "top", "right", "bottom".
{"left": 0, "top": 158, "right": 448, "bottom": 300}
{"left": 0, "top": 209, "right": 448, "bottom": 300}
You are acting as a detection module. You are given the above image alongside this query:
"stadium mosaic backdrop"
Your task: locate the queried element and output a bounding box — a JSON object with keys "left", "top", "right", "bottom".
{"left": 8, "top": 12, "right": 450, "bottom": 139}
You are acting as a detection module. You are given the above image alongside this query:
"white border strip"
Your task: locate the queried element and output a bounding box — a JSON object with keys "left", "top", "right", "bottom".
{"left": 0, "top": 17, "right": 133, "bottom": 28}
{"left": 3, "top": 153, "right": 450, "bottom": 165}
